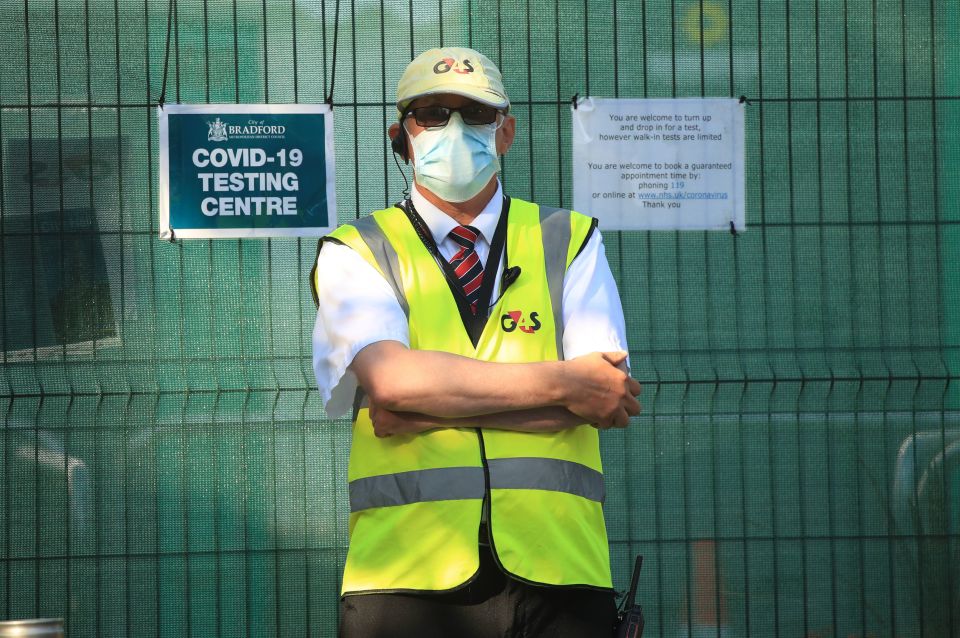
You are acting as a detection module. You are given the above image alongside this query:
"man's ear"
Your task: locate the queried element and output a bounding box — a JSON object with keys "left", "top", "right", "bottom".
{"left": 496, "top": 114, "right": 516, "bottom": 155}
{"left": 388, "top": 121, "right": 412, "bottom": 164}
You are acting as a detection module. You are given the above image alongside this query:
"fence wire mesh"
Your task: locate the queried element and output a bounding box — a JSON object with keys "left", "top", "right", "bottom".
{"left": 0, "top": 0, "right": 957, "bottom": 636}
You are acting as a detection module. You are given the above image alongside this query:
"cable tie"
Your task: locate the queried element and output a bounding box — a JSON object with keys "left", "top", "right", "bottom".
{"left": 572, "top": 92, "right": 579, "bottom": 109}
{"left": 729, "top": 221, "right": 738, "bottom": 236}
{"left": 738, "top": 95, "right": 752, "bottom": 105}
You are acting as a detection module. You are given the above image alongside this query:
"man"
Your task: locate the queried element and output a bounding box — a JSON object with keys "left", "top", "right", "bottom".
{"left": 311, "top": 47, "right": 641, "bottom": 637}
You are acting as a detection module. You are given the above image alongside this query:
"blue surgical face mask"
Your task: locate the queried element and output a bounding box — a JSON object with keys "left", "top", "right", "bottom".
{"left": 409, "top": 112, "right": 500, "bottom": 203}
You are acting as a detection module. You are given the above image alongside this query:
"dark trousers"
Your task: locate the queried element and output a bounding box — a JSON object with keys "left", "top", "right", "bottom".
{"left": 338, "top": 543, "right": 617, "bottom": 638}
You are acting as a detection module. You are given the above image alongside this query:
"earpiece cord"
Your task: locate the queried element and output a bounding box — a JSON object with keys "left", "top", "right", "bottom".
{"left": 488, "top": 271, "right": 520, "bottom": 308}
{"left": 488, "top": 234, "right": 516, "bottom": 308}
{"left": 391, "top": 111, "right": 412, "bottom": 199}
{"left": 396, "top": 199, "right": 464, "bottom": 300}
{"left": 392, "top": 149, "right": 410, "bottom": 199}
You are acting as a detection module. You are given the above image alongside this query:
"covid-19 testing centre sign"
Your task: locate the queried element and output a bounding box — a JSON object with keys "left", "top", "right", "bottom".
{"left": 158, "top": 103, "right": 335, "bottom": 239}
{"left": 572, "top": 97, "right": 744, "bottom": 231}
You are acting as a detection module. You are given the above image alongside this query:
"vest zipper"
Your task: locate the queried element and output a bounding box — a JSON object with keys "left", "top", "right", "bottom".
{"left": 475, "top": 428, "right": 492, "bottom": 543}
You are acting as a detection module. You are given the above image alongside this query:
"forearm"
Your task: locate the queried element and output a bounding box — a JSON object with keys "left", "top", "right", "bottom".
{"left": 369, "top": 405, "right": 586, "bottom": 438}
{"left": 471, "top": 406, "right": 585, "bottom": 432}
{"left": 353, "top": 341, "right": 566, "bottom": 417}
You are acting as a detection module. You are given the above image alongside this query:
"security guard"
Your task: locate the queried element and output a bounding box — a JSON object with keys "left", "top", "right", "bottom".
{"left": 311, "top": 47, "right": 642, "bottom": 637}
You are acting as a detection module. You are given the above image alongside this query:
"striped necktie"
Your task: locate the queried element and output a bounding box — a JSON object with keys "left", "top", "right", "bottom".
{"left": 448, "top": 225, "right": 484, "bottom": 314}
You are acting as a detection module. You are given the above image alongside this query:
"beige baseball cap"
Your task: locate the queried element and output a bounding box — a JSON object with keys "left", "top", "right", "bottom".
{"left": 396, "top": 47, "right": 510, "bottom": 118}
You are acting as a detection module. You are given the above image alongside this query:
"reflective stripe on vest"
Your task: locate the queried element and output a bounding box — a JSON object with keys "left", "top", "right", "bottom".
{"left": 349, "top": 466, "right": 486, "bottom": 512}
{"left": 348, "top": 215, "right": 410, "bottom": 318}
{"left": 538, "top": 205, "right": 571, "bottom": 360}
{"left": 349, "top": 457, "right": 604, "bottom": 512}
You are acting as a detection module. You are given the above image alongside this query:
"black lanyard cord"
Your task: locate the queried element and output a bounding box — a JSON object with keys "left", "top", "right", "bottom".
{"left": 397, "top": 196, "right": 510, "bottom": 345}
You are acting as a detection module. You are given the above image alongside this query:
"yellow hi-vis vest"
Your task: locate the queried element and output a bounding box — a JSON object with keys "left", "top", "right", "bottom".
{"left": 312, "top": 197, "right": 612, "bottom": 595}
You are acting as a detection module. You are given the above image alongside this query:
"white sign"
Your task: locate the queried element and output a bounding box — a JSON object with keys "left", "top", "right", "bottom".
{"left": 572, "top": 98, "right": 744, "bottom": 231}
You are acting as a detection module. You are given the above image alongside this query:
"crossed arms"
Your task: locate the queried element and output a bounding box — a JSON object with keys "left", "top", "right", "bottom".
{"left": 351, "top": 340, "right": 642, "bottom": 437}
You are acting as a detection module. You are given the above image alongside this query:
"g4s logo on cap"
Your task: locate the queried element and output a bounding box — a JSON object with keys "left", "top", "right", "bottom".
{"left": 501, "top": 310, "right": 541, "bottom": 334}
{"left": 433, "top": 57, "right": 475, "bottom": 75}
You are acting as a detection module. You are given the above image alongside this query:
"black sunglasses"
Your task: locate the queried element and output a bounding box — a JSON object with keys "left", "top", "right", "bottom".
{"left": 404, "top": 103, "right": 503, "bottom": 128}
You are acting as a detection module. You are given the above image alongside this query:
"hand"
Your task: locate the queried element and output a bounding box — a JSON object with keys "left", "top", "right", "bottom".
{"left": 368, "top": 403, "right": 435, "bottom": 438}
{"left": 561, "top": 351, "right": 642, "bottom": 429}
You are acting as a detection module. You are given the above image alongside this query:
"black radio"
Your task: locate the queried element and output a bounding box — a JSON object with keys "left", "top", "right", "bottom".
{"left": 614, "top": 555, "right": 645, "bottom": 638}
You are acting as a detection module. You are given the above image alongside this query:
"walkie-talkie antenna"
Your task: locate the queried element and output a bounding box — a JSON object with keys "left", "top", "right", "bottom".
{"left": 615, "top": 555, "right": 646, "bottom": 637}
{"left": 625, "top": 555, "right": 643, "bottom": 609}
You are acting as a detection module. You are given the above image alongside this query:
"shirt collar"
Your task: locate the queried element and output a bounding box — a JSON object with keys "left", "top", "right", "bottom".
{"left": 409, "top": 180, "right": 503, "bottom": 246}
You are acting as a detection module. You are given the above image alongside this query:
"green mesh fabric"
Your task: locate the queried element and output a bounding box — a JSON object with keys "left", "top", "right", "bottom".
{"left": 0, "top": 0, "right": 957, "bottom": 636}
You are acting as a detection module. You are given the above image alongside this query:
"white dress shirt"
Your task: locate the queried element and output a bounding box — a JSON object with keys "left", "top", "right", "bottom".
{"left": 312, "top": 181, "right": 629, "bottom": 419}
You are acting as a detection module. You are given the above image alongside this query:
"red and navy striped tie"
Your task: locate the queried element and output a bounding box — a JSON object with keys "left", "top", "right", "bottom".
{"left": 448, "top": 225, "right": 484, "bottom": 314}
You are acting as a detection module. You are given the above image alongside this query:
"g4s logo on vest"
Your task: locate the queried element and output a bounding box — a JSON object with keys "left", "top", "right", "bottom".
{"left": 501, "top": 310, "right": 541, "bottom": 334}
